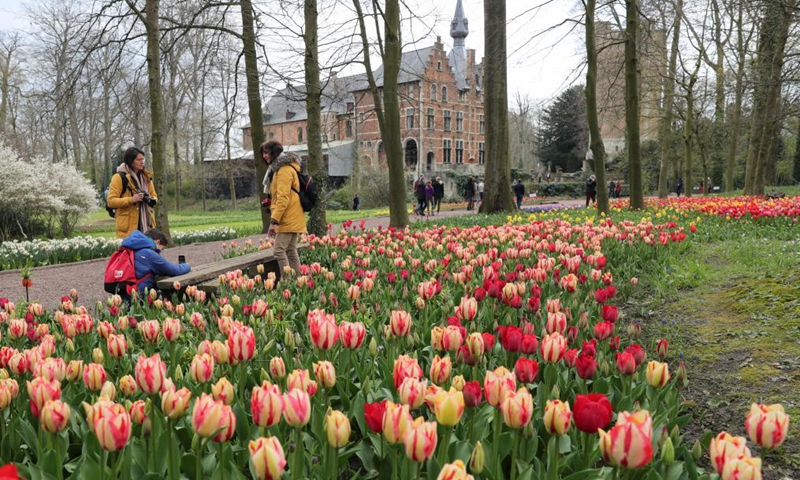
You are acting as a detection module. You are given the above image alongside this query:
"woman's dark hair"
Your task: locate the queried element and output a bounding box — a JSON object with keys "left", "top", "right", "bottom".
{"left": 145, "top": 228, "right": 169, "bottom": 246}
{"left": 259, "top": 140, "right": 284, "bottom": 160}
{"left": 123, "top": 147, "right": 144, "bottom": 167}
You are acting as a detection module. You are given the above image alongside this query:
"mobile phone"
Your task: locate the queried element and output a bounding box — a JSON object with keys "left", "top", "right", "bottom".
{"left": 178, "top": 255, "right": 186, "bottom": 264}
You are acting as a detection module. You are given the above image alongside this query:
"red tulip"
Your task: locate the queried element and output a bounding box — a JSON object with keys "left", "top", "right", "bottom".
{"left": 514, "top": 358, "right": 539, "bottom": 383}
{"left": 593, "top": 321, "right": 614, "bottom": 341}
{"left": 521, "top": 334, "right": 538, "bottom": 355}
{"left": 601, "top": 305, "right": 618, "bottom": 323}
{"left": 499, "top": 326, "right": 523, "bottom": 352}
{"left": 573, "top": 393, "right": 612, "bottom": 433}
{"left": 576, "top": 354, "right": 597, "bottom": 380}
{"left": 625, "top": 344, "right": 646, "bottom": 365}
{"left": 462, "top": 381, "right": 483, "bottom": 407}
{"left": 564, "top": 348, "right": 579, "bottom": 368}
{"left": 364, "top": 400, "right": 387, "bottom": 433}
{"left": 615, "top": 352, "right": 637, "bottom": 375}
{"left": 609, "top": 336, "right": 621, "bottom": 351}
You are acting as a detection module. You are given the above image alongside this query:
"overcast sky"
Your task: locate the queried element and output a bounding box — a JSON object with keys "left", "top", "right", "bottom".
{"left": 0, "top": 0, "right": 583, "bottom": 105}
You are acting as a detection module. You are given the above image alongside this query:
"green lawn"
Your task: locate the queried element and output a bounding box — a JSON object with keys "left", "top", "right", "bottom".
{"left": 77, "top": 205, "right": 392, "bottom": 238}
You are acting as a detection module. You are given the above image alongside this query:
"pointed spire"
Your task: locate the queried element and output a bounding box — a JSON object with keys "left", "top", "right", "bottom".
{"left": 450, "top": 0, "right": 469, "bottom": 48}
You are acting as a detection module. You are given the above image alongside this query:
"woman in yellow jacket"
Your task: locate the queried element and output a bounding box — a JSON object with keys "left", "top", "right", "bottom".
{"left": 107, "top": 147, "right": 158, "bottom": 239}
{"left": 261, "top": 140, "right": 306, "bottom": 275}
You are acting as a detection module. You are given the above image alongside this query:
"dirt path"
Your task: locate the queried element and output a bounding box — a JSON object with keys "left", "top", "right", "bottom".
{"left": 0, "top": 199, "right": 587, "bottom": 309}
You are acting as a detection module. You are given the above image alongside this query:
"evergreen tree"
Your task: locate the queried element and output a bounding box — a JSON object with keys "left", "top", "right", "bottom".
{"left": 537, "top": 85, "right": 589, "bottom": 173}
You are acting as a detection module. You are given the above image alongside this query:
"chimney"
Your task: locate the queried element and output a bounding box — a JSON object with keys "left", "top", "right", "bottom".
{"left": 467, "top": 49, "right": 476, "bottom": 69}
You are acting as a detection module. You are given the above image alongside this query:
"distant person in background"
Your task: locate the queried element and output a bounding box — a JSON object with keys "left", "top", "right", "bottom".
{"left": 433, "top": 177, "right": 444, "bottom": 214}
{"left": 585, "top": 174, "right": 597, "bottom": 207}
{"left": 465, "top": 177, "right": 476, "bottom": 211}
{"left": 699, "top": 180, "right": 705, "bottom": 194}
{"left": 107, "top": 147, "right": 158, "bottom": 239}
{"left": 477, "top": 179, "right": 485, "bottom": 203}
{"left": 352, "top": 193, "right": 360, "bottom": 211}
{"left": 608, "top": 180, "right": 616, "bottom": 200}
{"left": 414, "top": 175, "right": 426, "bottom": 216}
{"left": 615, "top": 180, "right": 622, "bottom": 198}
{"left": 675, "top": 177, "right": 684, "bottom": 197}
{"left": 537, "top": 173, "right": 543, "bottom": 184}
{"left": 513, "top": 180, "right": 525, "bottom": 209}
{"left": 425, "top": 181, "right": 435, "bottom": 216}
{"left": 545, "top": 172, "right": 551, "bottom": 184}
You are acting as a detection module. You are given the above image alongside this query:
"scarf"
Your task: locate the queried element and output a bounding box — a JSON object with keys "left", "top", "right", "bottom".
{"left": 120, "top": 164, "right": 153, "bottom": 233}
{"left": 262, "top": 152, "right": 303, "bottom": 195}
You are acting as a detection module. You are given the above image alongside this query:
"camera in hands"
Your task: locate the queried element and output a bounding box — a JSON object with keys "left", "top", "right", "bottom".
{"left": 142, "top": 193, "right": 157, "bottom": 208}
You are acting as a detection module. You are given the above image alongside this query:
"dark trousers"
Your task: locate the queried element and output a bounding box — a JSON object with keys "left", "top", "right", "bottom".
{"left": 586, "top": 192, "right": 596, "bottom": 207}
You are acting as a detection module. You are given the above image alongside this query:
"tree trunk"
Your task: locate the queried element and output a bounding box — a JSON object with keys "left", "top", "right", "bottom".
{"left": 304, "top": 0, "right": 327, "bottom": 236}
{"left": 200, "top": 75, "right": 207, "bottom": 212}
{"left": 625, "top": 0, "right": 644, "bottom": 209}
{"left": 745, "top": 0, "right": 793, "bottom": 195}
{"left": 793, "top": 117, "right": 800, "bottom": 183}
{"left": 352, "top": 0, "right": 409, "bottom": 228}
{"left": 726, "top": 1, "right": 747, "bottom": 192}
{"left": 585, "top": 0, "right": 608, "bottom": 214}
{"left": 144, "top": 0, "right": 171, "bottom": 237}
{"left": 102, "top": 77, "right": 112, "bottom": 188}
{"left": 658, "top": 0, "right": 682, "bottom": 198}
{"left": 682, "top": 66, "right": 699, "bottom": 198}
{"left": 240, "top": 0, "right": 268, "bottom": 232}
{"left": 710, "top": 0, "right": 726, "bottom": 188}
{"left": 481, "top": 0, "right": 514, "bottom": 213}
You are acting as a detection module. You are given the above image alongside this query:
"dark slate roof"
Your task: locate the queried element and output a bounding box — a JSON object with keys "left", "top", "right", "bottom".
{"left": 253, "top": 46, "right": 435, "bottom": 127}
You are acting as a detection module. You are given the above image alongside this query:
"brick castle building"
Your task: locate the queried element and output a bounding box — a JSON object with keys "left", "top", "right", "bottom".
{"left": 242, "top": 0, "right": 485, "bottom": 192}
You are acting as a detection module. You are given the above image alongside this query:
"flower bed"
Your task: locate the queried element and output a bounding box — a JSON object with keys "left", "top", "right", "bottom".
{"left": 0, "top": 227, "right": 238, "bottom": 271}
{"left": 0, "top": 216, "right": 788, "bottom": 480}
{"left": 613, "top": 195, "right": 800, "bottom": 220}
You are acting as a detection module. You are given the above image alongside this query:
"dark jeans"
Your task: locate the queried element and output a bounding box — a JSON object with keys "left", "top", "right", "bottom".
{"left": 416, "top": 198, "right": 426, "bottom": 215}
{"left": 516, "top": 195, "right": 523, "bottom": 208}
{"left": 433, "top": 197, "right": 442, "bottom": 212}
{"left": 585, "top": 192, "right": 596, "bottom": 207}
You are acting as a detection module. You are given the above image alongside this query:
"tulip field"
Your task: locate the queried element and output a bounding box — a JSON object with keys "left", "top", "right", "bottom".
{"left": 0, "top": 195, "right": 797, "bottom": 480}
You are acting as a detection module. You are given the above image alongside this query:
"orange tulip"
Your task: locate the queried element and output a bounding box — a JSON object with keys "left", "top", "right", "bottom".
{"left": 83, "top": 364, "right": 107, "bottom": 391}
{"left": 404, "top": 418, "right": 438, "bottom": 462}
{"left": 84, "top": 400, "right": 132, "bottom": 451}
{"left": 40, "top": 399, "right": 71, "bottom": 433}
{"left": 709, "top": 432, "right": 751, "bottom": 474}
{"left": 745, "top": 403, "right": 789, "bottom": 449}
{"left": 287, "top": 369, "right": 318, "bottom": 397}
{"left": 189, "top": 353, "right": 215, "bottom": 383}
{"left": 721, "top": 455, "right": 762, "bottom": 480}
{"left": 251, "top": 382, "right": 284, "bottom": 428}
{"left": 543, "top": 399, "right": 572, "bottom": 436}
{"left": 249, "top": 436, "right": 287, "bottom": 480}
{"left": 382, "top": 401, "right": 412, "bottom": 444}
{"left": 27, "top": 377, "right": 61, "bottom": 417}
{"left": 598, "top": 410, "right": 653, "bottom": 468}
{"left": 483, "top": 367, "right": 516, "bottom": 408}
{"left": 429, "top": 355, "right": 453, "bottom": 386}
{"left": 501, "top": 388, "right": 533, "bottom": 428}
{"left": 398, "top": 377, "right": 428, "bottom": 409}
{"left": 283, "top": 388, "right": 311, "bottom": 427}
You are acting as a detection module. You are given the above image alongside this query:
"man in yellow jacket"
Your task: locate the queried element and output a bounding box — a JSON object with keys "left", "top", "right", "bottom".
{"left": 261, "top": 141, "right": 306, "bottom": 275}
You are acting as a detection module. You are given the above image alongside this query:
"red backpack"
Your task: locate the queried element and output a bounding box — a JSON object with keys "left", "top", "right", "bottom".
{"left": 103, "top": 247, "right": 151, "bottom": 295}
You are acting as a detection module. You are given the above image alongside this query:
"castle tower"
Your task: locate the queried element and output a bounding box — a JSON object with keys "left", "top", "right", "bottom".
{"left": 450, "top": 0, "right": 469, "bottom": 59}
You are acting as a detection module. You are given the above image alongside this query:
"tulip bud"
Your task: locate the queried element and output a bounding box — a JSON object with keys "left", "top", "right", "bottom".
{"left": 451, "top": 375, "right": 465, "bottom": 391}
{"left": 325, "top": 409, "right": 351, "bottom": 447}
{"left": 551, "top": 384, "right": 560, "bottom": 399}
{"left": 100, "top": 381, "right": 117, "bottom": 401}
{"left": 675, "top": 362, "right": 687, "bottom": 389}
{"left": 284, "top": 329, "right": 294, "bottom": 349}
{"left": 661, "top": 437, "right": 675, "bottom": 465}
{"left": 599, "top": 360, "right": 610, "bottom": 377}
{"left": 260, "top": 368, "right": 270, "bottom": 385}
{"left": 174, "top": 365, "right": 184, "bottom": 382}
{"left": 0, "top": 370, "right": 7, "bottom": 380}
{"left": 66, "top": 339, "right": 75, "bottom": 353}
{"left": 670, "top": 424, "right": 681, "bottom": 444}
{"left": 523, "top": 420, "right": 535, "bottom": 439}
{"left": 369, "top": 338, "right": 378, "bottom": 358}
{"left": 691, "top": 440, "right": 702, "bottom": 461}
{"left": 469, "top": 441, "right": 485, "bottom": 474}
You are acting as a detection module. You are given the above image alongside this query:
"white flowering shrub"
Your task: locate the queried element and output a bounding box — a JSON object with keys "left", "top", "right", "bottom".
{"left": 0, "top": 228, "right": 241, "bottom": 270}
{"left": 0, "top": 142, "right": 98, "bottom": 240}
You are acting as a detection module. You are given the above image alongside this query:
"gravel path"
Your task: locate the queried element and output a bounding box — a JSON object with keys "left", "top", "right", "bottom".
{"left": 0, "top": 199, "right": 586, "bottom": 309}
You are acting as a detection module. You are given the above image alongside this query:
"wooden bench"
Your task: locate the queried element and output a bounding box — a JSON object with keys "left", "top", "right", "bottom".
{"left": 156, "top": 244, "right": 309, "bottom": 296}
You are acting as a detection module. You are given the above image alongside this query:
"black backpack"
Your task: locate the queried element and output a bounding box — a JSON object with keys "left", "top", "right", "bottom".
{"left": 104, "top": 173, "right": 130, "bottom": 218}
{"left": 290, "top": 165, "right": 318, "bottom": 212}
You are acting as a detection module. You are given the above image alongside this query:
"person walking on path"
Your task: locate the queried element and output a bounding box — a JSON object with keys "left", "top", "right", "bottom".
{"left": 608, "top": 180, "right": 616, "bottom": 200}
{"left": 261, "top": 140, "right": 306, "bottom": 275}
{"left": 414, "top": 175, "right": 427, "bottom": 216}
{"left": 107, "top": 147, "right": 159, "bottom": 239}
{"left": 585, "top": 175, "right": 597, "bottom": 207}
{"left": 675, "top": 177, "right": 683, "bottom": 197}
{"left": 615, "top": 180, "right": 622, "bottom": 198}
{"left": 465, "top": 177, "right": 476, "bottom": 211}
{"left": 477, "top": 179, "right": 485, "bottom": 204}
{"left": 352, "top": 193, "right": 360, "bottom": 211}
{"left": 432, "top": 177, "right": 444, "bottom": 214}
{"left": 513, "top": 180, "right": 525, "bottom": 209}
{"left": 425, "top": 181, "right": 435, "bottom": 216}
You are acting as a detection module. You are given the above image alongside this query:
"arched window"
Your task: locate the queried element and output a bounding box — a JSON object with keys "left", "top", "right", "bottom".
{"left": 431, "top": 83, "right": 437, "bottom": 101}
{"left": 441, "top": 86, "right": 448, "bottom": 103}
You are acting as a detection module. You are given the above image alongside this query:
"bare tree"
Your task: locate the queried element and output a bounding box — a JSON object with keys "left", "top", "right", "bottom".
{"left": 482, "top": 0, "right": 514, "bottom": 213}
{"left": 304, "top": 0, "right": 327, "bottom": 236}
{"left": 585, "top": 0, "right": 609, "bottom": 214}
{"left": 657, "top": 0, "right": 682, "bottom": 198}
{"left": 352, "top": 0, "right": 409, "bottom": 227}
{"left": 625, "top": 0, "right": 645, "bottom": 209}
